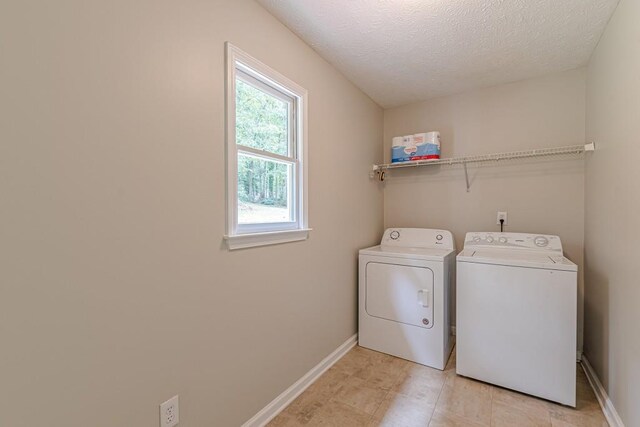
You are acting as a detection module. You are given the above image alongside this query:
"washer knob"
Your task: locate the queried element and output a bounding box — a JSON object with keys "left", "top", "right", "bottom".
{"left": 499, "top": 237, "right": 508, "bottom": 244}
{"left": 390, "top": 230, "right": 400, "bottom": 240}
{"left": 473, "top": 236, "right": 481, "bottom": 242}
{"left": 486, "top": 236, "right": 494, "bottom": 243}
{"left": 534, "top": 236, "right": 549, "bottom": 247}
{"left": 436, "top": 234, "right": 443, "bottom": 241}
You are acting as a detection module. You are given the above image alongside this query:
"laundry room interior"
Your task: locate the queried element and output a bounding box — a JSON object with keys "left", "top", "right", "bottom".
{"left": 1, "top": 0, "right": 638, "bottom": 426}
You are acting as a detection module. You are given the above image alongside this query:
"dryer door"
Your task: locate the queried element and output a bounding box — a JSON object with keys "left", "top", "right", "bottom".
{"left": 365, "top": 262, "right": 434, "bottom": 329}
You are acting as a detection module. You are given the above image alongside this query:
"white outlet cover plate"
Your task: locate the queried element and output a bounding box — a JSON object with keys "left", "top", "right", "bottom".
{"left": 160, "top": 395, "right": 179, "bottom": 427}
{"left": 497, "top": 212, "right": 508, "bottom": 225}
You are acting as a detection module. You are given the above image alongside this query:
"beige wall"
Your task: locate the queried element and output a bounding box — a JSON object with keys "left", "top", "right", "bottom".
{"left": 383, "top": 69, "right": 586, "bottom": 349}
{"left": 0, "top": 1, "right": 383, "bottom": 425}
{"left": 585, "top": 0, "right": 640, "bottom": 424}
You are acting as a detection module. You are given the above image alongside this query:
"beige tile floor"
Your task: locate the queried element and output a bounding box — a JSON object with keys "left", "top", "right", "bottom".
{"left": 268, "top": 346, "right": 608, "bottom": 427}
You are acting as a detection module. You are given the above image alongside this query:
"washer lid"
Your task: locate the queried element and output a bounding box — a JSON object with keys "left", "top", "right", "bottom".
{"left": 457, "top": 248, "right": 577, "bottom": 271}
{"left": 360, "top": 245, "right": 453, "bottom": 261}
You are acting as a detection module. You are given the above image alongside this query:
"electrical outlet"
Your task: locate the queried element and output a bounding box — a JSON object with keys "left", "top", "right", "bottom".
{"left": 160, "top": 395, "right": 179, "bottom": 427}
{"left": 497, "top": 211, "right": 508, "bottom": 225}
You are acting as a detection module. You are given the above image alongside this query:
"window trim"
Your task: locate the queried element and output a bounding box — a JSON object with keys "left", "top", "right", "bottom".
{"left": 224, "top": 42, "right": 310, "bottom": 250}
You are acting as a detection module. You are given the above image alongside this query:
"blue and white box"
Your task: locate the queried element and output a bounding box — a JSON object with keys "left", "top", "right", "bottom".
{"left": 391, "top": 132, "right": 441, "bottom": 163}
{"left": 391, "top": 136, "right": 416, "bottom": 163}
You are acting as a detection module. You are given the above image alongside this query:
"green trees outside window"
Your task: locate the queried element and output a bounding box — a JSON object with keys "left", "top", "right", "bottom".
{"left": 235, "top": 79, "right": 290, "bottom": 210}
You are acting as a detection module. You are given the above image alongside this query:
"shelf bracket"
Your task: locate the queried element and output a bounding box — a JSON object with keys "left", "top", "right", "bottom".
{"left": 463, "top": 161, "right": 470, "bottom": 192}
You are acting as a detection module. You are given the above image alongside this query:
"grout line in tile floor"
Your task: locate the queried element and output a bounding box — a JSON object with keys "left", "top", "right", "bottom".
{"left": 426, "top": 349, "right": 451, "bottom": 425}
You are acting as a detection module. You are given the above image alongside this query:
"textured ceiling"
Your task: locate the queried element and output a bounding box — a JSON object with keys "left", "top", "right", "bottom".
{"left": 257, "top": 0, "right": 619, "bottom": 108}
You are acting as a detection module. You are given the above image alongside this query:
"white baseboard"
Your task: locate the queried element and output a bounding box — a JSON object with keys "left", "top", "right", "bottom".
{"left": 581, "top": 355, "right": 625, "bottom": 427}
{"left": 242, "top": 334, "right": 358, "bottom": 427}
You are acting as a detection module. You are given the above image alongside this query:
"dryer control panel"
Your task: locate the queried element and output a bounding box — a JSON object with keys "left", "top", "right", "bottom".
{"left": 381, "top": 228, "right": 455, "bottom": 251}
{"left": 463, "top": 232, "right": 563, "bottom": 253}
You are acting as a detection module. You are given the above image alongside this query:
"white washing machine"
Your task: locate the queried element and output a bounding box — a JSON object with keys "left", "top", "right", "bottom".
{"left": 359, "top": 228, "right": 455, "bottom": 370}
{"left": 456, "top": 232, "right": 578, "bottom": 407}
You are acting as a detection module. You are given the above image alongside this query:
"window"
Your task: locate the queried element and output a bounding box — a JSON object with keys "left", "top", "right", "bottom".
{"left": 224, "top": 43, "right": 309, "bottom": 250}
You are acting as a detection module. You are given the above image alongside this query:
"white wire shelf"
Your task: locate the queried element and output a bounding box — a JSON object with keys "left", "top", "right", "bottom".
{"left": 372, "top": 142, "right": 595, "bottom": 189}
{"left": 374, "top": 142, "right": 594, "bottom": 172}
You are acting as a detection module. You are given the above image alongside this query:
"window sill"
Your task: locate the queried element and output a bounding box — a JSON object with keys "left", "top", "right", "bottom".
{"left": 224, "top": 228, "right": 312, "bottom": 250}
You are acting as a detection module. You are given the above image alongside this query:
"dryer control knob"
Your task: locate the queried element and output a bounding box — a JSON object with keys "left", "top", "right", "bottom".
{"left": 499, "top": 237, "right": 508, "bottom": 244}
{"left": 390, "top": 230, "right": 400, "bottom": 240}
{"left": 486, "top": 236, "right": 494, "bottom": 243}
{"left": 436, "top": 234, "right": 443, "bottom": 241}
{"left": 473, "top": 236, "right": 481, "bottom": 242}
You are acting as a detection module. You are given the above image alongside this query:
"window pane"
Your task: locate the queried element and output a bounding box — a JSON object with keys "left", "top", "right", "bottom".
{"left": 237, "top": 153, "right": 293, "bottom": 224}
{"left": 236, "top": 77, "right": 290, "bottom": 156}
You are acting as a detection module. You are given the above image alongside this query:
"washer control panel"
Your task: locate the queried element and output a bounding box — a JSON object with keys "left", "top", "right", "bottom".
{"left": 381, "top": 228, "right": 455, "bottom": 250}
{"left": 463, "top": 232, "right": 563, "bottom": 253}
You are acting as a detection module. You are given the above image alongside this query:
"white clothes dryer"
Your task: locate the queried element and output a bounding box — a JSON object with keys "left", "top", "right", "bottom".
{"left": 359, "top": 228, "right": 455, "bottom": 370}
{"left": 457, "top": 232, "right": 578, "bottom": 406}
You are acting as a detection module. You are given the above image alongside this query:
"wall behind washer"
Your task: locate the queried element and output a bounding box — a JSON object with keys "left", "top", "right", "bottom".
{"left": 0, "top": 0, "right": 383, "bottom": 425}
{"left": 584, "top": 0, "right": 640, "bottom": 424}
{"left": 383, "top": 69, "right": 586, "bottom": 349}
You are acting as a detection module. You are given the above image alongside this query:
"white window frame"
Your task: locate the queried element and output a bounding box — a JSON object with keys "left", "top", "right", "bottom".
{"left": 224, "top": 43, "right": 309, "bottom": 250}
